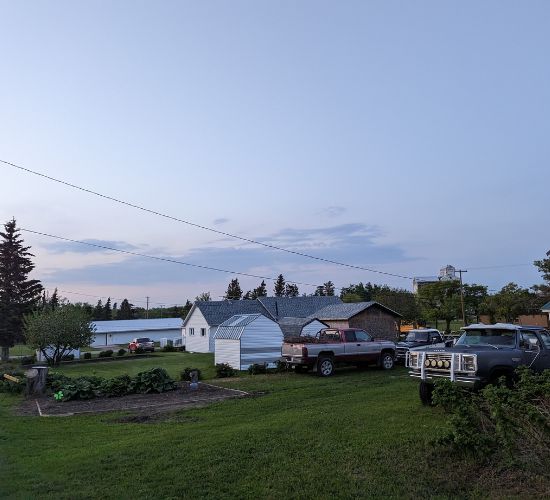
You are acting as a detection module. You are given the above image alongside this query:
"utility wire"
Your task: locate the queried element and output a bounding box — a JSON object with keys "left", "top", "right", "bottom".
{"left": 22, "top": 228, "right": 336, "bottom": 291}
{"left": 2, "top": 159, "right": 413, "bottom": 280}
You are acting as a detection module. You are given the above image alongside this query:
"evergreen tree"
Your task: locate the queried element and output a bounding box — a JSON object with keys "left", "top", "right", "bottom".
{"left": 195, "top": 292, "right": 211, "bottom": 302}
{"left": 324, "top": 281, "right": 335, "bottom": 296}
{"left": 285, "top": 283, "right": 299, "bottom": 297}
{"left": 274, "top": 274, "right": 286, "bottom": 297}
{"left": 112, "top": 302, "right": 118, "bottom": 319}
{"left": 314, "top": 285, "right": 326, "bottom": 296}
{"left": 0, "top": 218, "right": 43, "bottom": 361}
{"left": 253, "top": 280, "right": 267, "bottom": 298}
{"left": 92, "top": 299, "right": 104, "bottom": 320}
{"left": 534, "top": 252, "right": 550, "bottom": 301}
{"left": 243, "top": 291, "right": 253, "bottom": 300}
{"left": 117, "top": 298, "right": 134, "bottom": 320}
{"left": 49, "top": 288, "right": 60, "bottom": 310}
{"left": 103, "top": 297, "right": 112, "bottom": 320}
{"left": 225, "top": 279, "right": 243, "bottom": 299}
{"left": 181, "top": 299, "right": 192, "bottom": 318}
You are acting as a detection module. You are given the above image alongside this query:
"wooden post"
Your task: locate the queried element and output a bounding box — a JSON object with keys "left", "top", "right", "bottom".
{"left": 25, "top": 366, "right": 49, "bottom": 395}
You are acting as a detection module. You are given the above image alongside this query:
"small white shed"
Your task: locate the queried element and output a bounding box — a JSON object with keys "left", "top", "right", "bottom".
{"left": 214, "top": 314, "right": 284, "bottom": 371}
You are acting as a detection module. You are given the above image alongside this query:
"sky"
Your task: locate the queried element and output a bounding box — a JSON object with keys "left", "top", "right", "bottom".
{"left": 1, "top": 1, "right": 549, "bottom": 308}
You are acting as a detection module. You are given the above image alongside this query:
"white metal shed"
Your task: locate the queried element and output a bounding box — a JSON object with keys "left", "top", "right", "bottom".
{"left": 214, "top": 314, "right": 284, "bottom": 370}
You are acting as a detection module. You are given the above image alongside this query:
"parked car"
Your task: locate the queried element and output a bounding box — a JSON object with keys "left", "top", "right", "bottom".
{"left": 128, "top": 337, "right": 155, "bottom": 352}
{"left": 395, "top": 329, "right": 451, "bottom": 363}
{"left": 406, "top": 323, "right": 550, "bottom": 405}
{"left": 282, "top": 328, "right": 396, "bottom": 376}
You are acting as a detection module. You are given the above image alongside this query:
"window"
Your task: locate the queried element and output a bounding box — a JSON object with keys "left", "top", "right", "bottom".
{"left": 538, "top": 330, "right": 550, "bottom": 349}
{"left": 355, "top": 330, "right": 372, "bottom": 342}
{"left": 520, "top": 331, "right": 541, "bottom": 351}
{"left": 189, "top": 328, "right": 195, "bottom": 336}
{"left": 344, "top": 330, "right": 356, "bottom": 342}
{"left": 201, "top": 328, "right": 206, "bottom": 337}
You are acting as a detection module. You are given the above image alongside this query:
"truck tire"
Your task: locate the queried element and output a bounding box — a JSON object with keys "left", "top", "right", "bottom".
{"left": 379, "top": 352, "right": 395, "bottom": 370}
{"left": 419, "top": 381, "right": 434, "bottom": 406}
{"left": 317, "top": 357, "right": 335, "bottom": 377}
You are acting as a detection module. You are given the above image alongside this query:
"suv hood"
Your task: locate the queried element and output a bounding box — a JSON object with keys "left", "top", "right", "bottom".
{"left": 411, "top": 344, "right": 514, "bottom": 354}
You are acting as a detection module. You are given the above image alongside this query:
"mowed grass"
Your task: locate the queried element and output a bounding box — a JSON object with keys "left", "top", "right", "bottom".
{"left": 1, "top": 357, "right": 547, "bottom": 499}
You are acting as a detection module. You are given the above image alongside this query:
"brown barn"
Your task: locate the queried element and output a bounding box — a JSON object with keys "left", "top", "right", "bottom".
{"left": 313, "top": 302, "right": 402, "bottom": 341}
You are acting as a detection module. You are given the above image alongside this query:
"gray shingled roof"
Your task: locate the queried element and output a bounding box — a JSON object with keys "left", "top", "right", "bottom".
{"left": 278, "top": 317, "right": 326, "bottom": 338}
{"left": 185, "top": 300, "right": 270, "bottom": 327}
{"left": 258, "top": 296, "right": 341, "bottom": 320}
{"left": 542, "top": 302, "right": 550, "bottom": 311}
{"left": 312, "top": 301, "right": 402, "bottom": 320}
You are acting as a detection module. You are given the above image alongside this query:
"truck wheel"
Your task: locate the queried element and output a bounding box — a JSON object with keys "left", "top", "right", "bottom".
{"left": 379, "top": 352, "right": 394, "bottom": 370}
{"left": 317, "top": 357, "right": 335, "bottom": 377}
{"left": 419, "top": 381, "right": 434, "bottom": 406}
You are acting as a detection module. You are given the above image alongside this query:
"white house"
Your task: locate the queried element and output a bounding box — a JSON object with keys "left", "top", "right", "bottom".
{"left": 182, "top": 296, "right": 341, "bottom": 353}
{"left": 214, "top": 314, "right": 284, "bottom": 370}
{"left": 91, "top": 318, "right": 183, "bottom": 347}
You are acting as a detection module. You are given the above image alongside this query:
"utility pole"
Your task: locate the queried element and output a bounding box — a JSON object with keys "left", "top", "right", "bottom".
{"left": 457, "top": 270, "right": 468, "bottom": 326}
{"left": 146, "top": 296, "right": 150, "bottom": 319}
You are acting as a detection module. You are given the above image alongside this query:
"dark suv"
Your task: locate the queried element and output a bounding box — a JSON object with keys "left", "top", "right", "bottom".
{"left": 395, "top": 329, "right": 450, "bottom": 363}
{"left": 128, "top": 337, "right": 155, "bottom": 352}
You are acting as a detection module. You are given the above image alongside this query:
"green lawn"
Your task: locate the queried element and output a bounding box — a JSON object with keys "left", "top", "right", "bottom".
{"left": 0, "top": 356, "right": 546, "bottom": 499}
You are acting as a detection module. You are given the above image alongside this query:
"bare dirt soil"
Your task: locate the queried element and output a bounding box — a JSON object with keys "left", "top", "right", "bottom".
{"left": 16, "top": 382, "right": 248, "bottom": 417}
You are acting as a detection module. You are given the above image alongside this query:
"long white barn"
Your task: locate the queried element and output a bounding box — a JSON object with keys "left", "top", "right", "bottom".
{"left": 91, "top": 318, "right": 183, "bottom": 347}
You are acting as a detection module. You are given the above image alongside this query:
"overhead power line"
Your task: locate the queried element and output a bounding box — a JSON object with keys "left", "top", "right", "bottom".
{"left": 22, "top": 227, "right": 336, "bottom": 291}
{"left": 2, "top": 159, "right": 413, "bottom": 280}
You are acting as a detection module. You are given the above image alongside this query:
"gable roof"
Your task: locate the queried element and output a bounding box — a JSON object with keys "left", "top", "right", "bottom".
{"left": 214, "top": 313, "right": 283, "bottom": 340}
{"left": 258, "top": 296, "right": 342, "bottom": 320}
{"left": 183, "top": 300, "right": 270, "bottom": 327}
{"left": 542, "top": 302, "right": 550, "bottom": 311}
{"left": 183, "top": 296, "right": 343, "bottom": 327}
{"left": 312, "top": 301, "right": 402, "bottom": 321}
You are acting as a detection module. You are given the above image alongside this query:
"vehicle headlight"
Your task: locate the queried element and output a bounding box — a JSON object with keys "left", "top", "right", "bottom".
{"left": 460, "top": 354, "right": 477, "bottom": 372}
{"left": 408, "top": 352, "right": 419, "bottom": 368}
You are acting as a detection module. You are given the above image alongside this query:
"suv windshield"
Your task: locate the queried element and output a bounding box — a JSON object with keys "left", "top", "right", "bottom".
{"left": 405, "top": 331, "right": 429, "bottom": 342}
{"left": 456, "top": 329, "right": 516, "bottom": 347}
{"left": 137, "top": 338, "right": 151, "bottom": 343}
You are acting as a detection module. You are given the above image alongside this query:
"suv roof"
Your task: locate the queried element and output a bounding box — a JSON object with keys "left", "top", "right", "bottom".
{"left": 462, "top": 323, "right": 548, "bottom": 332}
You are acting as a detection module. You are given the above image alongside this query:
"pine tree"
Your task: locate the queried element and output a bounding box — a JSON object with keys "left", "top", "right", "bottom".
{"left": 103, "top": 297, "right": 112, "bottom": 320}
{"left": 117, "top": 299, "right": 134, "bottom": 320}
{"left": 50, "top": 288, "right": 60, "bottom": 310}
{"left": 314, "top": 285, "right": 326, "bottom": 296}
{"left": 243, "top": 291, "right": 253, "bottom": 300}
{"left": 274, "top": 274, "right": 285, "bottom": 297}
{"left": 253, "top": 280, "right": 267, "bottom": 298}
{"left": 285, "top": 283, "right": 299, "bottom": 297}
{"left": 92, "top": 299, "right": 103, "bottom": 320}
{"left": 225, "top": 278, "right": 243, "bottom": 300}
{"left": 324, "top": 281, "right": 335, "bottom": 296}
{"left": 0, "top": 218, "right": 43, "bottom": 360}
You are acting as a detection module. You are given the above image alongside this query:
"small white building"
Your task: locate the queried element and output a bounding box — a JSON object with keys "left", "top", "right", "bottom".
{"left": 214, "top": 314, "right": 284, "bottom": 370}
{"left": 278, "top": 317, "right": 328, "bottom": 338}
{"left": 91, "top": 318, "right": 183, "bottom": 347}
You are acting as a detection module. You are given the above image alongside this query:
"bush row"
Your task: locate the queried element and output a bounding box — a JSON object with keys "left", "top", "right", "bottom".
{"left": 47, "top": 367, "right": 177, "bottom": 401}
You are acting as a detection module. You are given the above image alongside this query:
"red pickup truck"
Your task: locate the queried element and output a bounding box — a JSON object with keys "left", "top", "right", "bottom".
{"left": 282, "top": 328, "right": 396, "bottom": 376}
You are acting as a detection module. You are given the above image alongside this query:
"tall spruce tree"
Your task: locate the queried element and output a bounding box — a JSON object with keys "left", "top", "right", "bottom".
{"left": 92, "top": 299, "right": 104, "bottom": 320}
{"left": 323, "top": 281, "right": 336, "bottom": 296}
{"left": 117, "top": 298, "right": 134, "bottom": 319}
{"left": 103, "top": 297, "right": 112, "bottom": 320}
{"left": 225, "top": 279, "right": 243, "bottom": 299}
{"left": 0, "top": 218, "right": 43, "bottom": 360}
{"left": 253, "top": 280, "right": 267, "bottom": 298}
{"left": 49, "top": 288, "right": 60, "bottom": 310}
{"left": 285, "top": 283, "right": 299, "bottom": 297}
{"left": 274, "top": 274, "right": 285, "bottom": 297}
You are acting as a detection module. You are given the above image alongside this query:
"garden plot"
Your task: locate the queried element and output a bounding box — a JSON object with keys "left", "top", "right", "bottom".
{"left": 17, "top": 382, "right": 248, "bottom": 417}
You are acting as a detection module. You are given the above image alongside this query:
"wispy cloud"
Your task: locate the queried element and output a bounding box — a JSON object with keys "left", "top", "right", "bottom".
{"left": 213, "top": 218, "right": 229, "bottom": 225}
{"left": 319, "top": 206, "right": 346, "bottom": 218}
{"left": 46, "top": 239, "right": 141, "bottom": 254}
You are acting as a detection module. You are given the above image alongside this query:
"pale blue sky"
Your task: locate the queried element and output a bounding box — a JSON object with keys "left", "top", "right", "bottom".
{"left": 1, "top": 1, "right": 549, "bottom": 305}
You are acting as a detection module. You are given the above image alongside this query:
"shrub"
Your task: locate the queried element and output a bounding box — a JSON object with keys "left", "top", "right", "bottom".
{"left": 58, "top": 375, "right": 106, "bottom": 401}
{"left": 180, "top": 367, "right": 202, "bottom": 381}
{"left": 98, "top": 350, "right": 114, "bottom": 358}
{"left": 83, "top": 352, "right": 92, "bottom": 360}
{"left": 274, "top": 360, "right": 289, "bottom": 373}
{"left": 20, "top": 355, "right": 36, "bottom": 366}
{"left": 433, "top": 367, "right": 550, "bottom": 469}
{"left": 215, "top": 363, "right": 237, "bottom": 378}
{"left": 130, "top": 368, "right": 177, "bottom": 394}
{"left": 0, "top": 370, "right": 26, "bottom": 394}
{"left": 100, "top": 374, "right": 132, "bottom": 397}
{"left": 162, "top": 344, "right": 176, "bottom": 352}
{"left": 117, "top": 348, "right": 126, "bottom": 357}
{"left": 61, "top": 354, "right": 75, "bottom": 362}
{"left": 47, "top": 372, "right": 72, "bottom": 392}
{"left": 248, "top": 363, "right": 267, "bottom": 375}
{"left": 134, "top": 347, "right": 145, "bottom": 355}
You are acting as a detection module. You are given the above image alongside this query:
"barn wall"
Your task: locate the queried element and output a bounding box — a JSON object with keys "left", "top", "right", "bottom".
{"left": 322, "top": 320, "right": 349, "bottom": 329}
{"left": 215, "top": 339, "right": 240, "bottom": 369}
{"left": 240, "top": 316, "right": 284, "bottom": 370}
{"left": 348, "top": 307, "right": 400, "bottom": 340}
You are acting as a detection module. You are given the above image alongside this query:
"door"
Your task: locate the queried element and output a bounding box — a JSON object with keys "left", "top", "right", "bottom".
{"left": 519, "top": 330, "right": 542, "bottom": 369}
{"left": 344, "top": 329, "right": 376, "bottom": 363}
{"left": 532, "top": 330, "right": 550, "bottom": 372}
